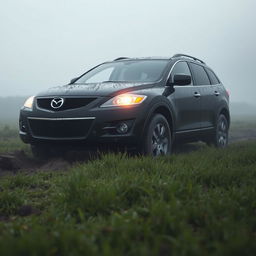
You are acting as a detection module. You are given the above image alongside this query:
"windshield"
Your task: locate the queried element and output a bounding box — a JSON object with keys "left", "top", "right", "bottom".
{"left": 75, "top": 60, "right": 169, "bottom": 84}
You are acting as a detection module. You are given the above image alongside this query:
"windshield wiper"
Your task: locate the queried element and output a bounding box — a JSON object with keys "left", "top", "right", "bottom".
{"left": 101, "top": 80, "right": 118, "bottom": 83}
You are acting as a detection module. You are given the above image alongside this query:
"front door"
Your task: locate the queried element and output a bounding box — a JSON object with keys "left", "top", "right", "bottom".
{"left": 167, "top": 61, "right": 201, "bottom": 132}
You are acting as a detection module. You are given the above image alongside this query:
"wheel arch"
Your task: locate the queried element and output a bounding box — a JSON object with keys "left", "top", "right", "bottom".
{"left": 142, "top": 102, "right": 175, "bottom": 139}
{"left": 219, "top": 107, "right": 230, "bottom": 128}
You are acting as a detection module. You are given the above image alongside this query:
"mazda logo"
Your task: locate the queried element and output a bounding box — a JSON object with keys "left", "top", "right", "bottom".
{"left": 50, "top": 98, "right": 64, "bottom": 109}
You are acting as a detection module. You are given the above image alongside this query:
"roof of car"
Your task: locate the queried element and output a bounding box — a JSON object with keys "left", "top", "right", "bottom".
{"left": 113, "top": 57, "right": 170, "bottom": 61}
{"left": 113, "top": 54, "right": 206, "bottom": 65}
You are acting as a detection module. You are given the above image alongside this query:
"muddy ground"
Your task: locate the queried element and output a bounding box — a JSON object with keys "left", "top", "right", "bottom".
{"left": 0, "top": 150, "right": 94, "bottom": 175}
{"left": 0, "top": 128, "right": 256, "bottom": 175}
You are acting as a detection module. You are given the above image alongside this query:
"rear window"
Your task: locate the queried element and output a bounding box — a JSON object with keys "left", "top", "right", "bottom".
{"left": 206, "top": 68, "right": 220, "bottom": 85}
{"left": 189, "top": 63, "right": 211, "bottom": 85}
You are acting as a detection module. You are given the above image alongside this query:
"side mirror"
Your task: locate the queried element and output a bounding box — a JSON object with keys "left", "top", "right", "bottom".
{"left": 167, "top": 74, "right": 191, "bottom": 86}
{"left": 69, "top": 77, "right": 78, "bottom": 84}
{"left": 173, "top": 74, "right": 191, "bottom": 86}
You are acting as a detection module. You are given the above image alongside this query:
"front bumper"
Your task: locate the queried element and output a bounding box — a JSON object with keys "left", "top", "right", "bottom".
{"left": 19, "top": 103, "right": 147, "bottom": 148}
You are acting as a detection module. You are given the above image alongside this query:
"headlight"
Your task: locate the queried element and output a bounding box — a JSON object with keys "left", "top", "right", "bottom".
{"left": 101, "top": 94, "right": 147, "bottom": 108}
{"left": 23, "top": 96, "right": 35, "bottom": 109}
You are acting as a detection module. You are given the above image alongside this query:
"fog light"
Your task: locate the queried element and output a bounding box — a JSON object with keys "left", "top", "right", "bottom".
{"left": 19, "top": 120, "right": 26, "bottom": 132}
{"left": 117, "top": 122, "right": 129, "bottom": 134}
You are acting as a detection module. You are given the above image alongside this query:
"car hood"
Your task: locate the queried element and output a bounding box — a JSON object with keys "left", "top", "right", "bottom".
{"left": 36, "top": 82, "right": 154, "bottom": 97}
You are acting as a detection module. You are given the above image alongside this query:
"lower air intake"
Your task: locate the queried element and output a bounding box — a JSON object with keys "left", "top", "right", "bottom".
{"left": 28, "top": 118, "right": 94, "bottom": 139}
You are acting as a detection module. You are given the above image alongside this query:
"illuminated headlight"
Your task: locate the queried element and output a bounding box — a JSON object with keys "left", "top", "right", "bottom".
{"left": 101, "top": 94, "right": 147, "bottom": 107}
{"left": 23, "top": 96, "right": 35, "bottom": 110}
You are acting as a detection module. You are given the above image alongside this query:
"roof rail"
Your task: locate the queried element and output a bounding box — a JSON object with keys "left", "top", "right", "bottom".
{"left": 172, "top": 54, "right": 205, "bottom": 64}
{"left": 114, "top": 57, "right": 130, "bottom": 61}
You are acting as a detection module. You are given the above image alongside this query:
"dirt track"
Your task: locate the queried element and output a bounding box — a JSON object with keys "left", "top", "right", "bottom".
{"left": 0, "top": 150, "right": 94, "bottom": 175}
{"left": 0, "top": 129, "right": 256, "bottom": 174}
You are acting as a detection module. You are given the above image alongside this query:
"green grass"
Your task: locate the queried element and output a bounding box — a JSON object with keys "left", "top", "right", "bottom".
{"left": 0, "top": 125, "right": 29, "bottom": 153}
{"left": 0, "top": 141, "right": 256, "bottom": 255}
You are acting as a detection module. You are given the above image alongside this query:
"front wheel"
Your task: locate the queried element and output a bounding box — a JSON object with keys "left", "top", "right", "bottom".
{"left": 206, "top": 114, "right": 229, "bottom": 148}
{"left": 143, "top": 114, "right": 172, "bottom": 156}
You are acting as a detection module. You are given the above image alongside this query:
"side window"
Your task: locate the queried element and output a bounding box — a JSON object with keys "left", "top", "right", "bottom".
{"left": 189, "top": 63, "right": 211, "bottom": 86}
{"left": 206, "top": 68, "right": 220, "bottom": 85}
{"left": 171, "top": 61, "right": 193, "bottom": 85}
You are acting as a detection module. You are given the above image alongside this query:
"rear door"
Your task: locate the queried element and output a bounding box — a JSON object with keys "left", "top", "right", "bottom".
{"left": 168, "top": 61, "right": 201, "bottom": 131}
{"left": 205, "top": 68, "right": 223, "bottom": 119}
{"left": 188, "top": 63, "right": 215, "bottom": 128}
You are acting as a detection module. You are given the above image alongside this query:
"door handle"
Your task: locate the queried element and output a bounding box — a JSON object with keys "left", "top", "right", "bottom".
{"left": 214, "top": 91, "right": 220, "bottom": 96}
{"left": 194, "top": 92, "right": 201, "bottom": 98}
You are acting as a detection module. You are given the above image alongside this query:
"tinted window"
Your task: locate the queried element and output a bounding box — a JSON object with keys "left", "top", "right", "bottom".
{"left": 206, "top": 68, "right": 220, "bottom": 85}
{"left": 75, "top": 60, "right": 169, "bottom": 83}
{"left": 171, "top": 61, "right": 192, "bottom": 85}
{"left": 189, "top": 63, "right": 211, "bottom": 85}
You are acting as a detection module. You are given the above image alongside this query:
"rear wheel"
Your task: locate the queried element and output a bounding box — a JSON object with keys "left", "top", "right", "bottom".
{"left": 143, "top": 114, "right": 172, "bottom": 156}
{"left": 206, "top": 114, "right": 229, "bottom": 148}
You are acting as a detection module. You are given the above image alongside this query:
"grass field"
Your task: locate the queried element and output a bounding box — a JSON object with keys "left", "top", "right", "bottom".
{"left": 0, "top": 124, "right": 29, "bottom": 154}
{"left": 0, "top": 119, "right": 256, "bottom": 255}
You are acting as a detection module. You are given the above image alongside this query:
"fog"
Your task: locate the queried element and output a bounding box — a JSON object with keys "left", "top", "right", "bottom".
{"left": 0, "top": 0, "right": 256, "bottom": 104}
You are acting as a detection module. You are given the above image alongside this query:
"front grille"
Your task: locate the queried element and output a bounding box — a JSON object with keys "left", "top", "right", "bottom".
{"left": 28, "top": 118, "right": 94, "bottom": 139}
{"left": 37, "top": 97, "right": 96, "bottom": 111}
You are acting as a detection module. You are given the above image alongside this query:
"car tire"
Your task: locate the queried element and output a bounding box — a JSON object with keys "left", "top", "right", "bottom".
{"left": 206, "top": 114, "right": 229, "bottom": 148}
{"left": 143, "top": 114, "right": 172, "bottom": 156}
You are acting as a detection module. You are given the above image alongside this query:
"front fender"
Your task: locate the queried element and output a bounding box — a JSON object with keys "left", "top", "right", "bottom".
{"left": 141, "top": 96, "right": 175, "bottom": 139}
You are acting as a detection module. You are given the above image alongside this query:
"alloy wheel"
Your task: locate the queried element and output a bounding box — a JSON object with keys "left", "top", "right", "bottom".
{"left": 151, "top": 123, "right": 169, "bottom": 156}
{"left": 217, "top": 117, "right": 228, "bottom": 147}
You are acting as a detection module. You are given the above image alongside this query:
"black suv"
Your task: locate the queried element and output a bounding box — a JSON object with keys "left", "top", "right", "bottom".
{"left": 19, "top": 54, "right": 230, "bottom": 157}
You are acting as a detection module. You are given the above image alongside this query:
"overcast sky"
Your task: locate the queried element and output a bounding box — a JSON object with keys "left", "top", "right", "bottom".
{"left": 0, "top": 0, "right": 255, "bottom": 104}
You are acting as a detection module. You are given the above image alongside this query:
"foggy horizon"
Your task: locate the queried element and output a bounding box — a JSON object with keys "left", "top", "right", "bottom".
{"left": 1, "top": 0, "right": 256, "bottom": 104}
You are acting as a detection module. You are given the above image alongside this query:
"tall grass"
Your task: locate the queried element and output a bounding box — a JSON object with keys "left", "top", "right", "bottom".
{"left": 0, "top": 141, "right": 256, "bottom": 255}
